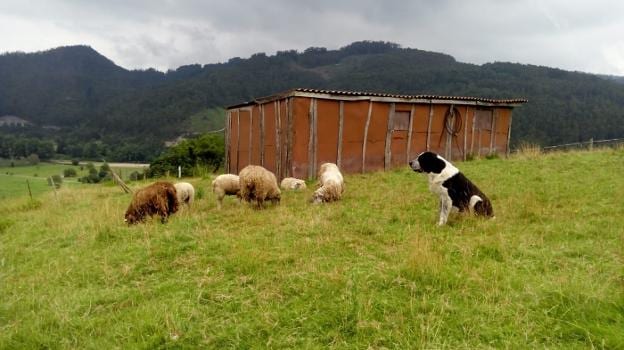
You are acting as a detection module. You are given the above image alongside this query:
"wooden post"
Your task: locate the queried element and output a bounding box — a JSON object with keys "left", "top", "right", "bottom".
{"left": 225, "top": 111, "right": 230, "bottom": 173}
{"left": 445, "top": 105, "right": 454, "bottom": 160}
{"left": 308, "top": 98, "right": 315, "bottom": 178}
{"left": 275, "top": 101, "right": 281, "bottom": 180}
{"left": 406, "top": 104, "right": 415, "bottom": 163}
{"left": 471, "top": 105, "right": 477, "bottom": 156}
{"left": 463, "top": 106, "right": 469, "bottom": 161}
{"left": 337, "top": 101, "right": 344, "bottom": 169}
{"left": 26, "top": 180, "right": 33, "bottom": 200}
{"left": 426, "top": 102, "right": 433, "bottom": 151}
{"left": 362, "top": 101, "right": 373, "bottom": 173}
{"left": 286, "top": 98, "right": 293, "bottom": 177}
{"left": 49, "top": 176, "right": 58, "bottom": 201}
{"left": 111, "top": 171, "right": 133, "bottom": 194}
{"left": 506, "top": 113, "right": 513, "bottom": 157}
{"left": 489, "top": 109, "right": 497, "bottom": 156}
{"left": 384, "top": 103, "right": 395, "bottom": 170}
{"left": 236, "top": 110, "right": 241, "bottom": 173}
{"left": 248, "top": 108, "right": 253, "bottom": 165}
{"left": 260, "top": 104, "right": 265, "bottom": 167}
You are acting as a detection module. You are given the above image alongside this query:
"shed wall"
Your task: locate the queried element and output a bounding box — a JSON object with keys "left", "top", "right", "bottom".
{"left": 226, "top": 96, "right": 513, "bottom": 178}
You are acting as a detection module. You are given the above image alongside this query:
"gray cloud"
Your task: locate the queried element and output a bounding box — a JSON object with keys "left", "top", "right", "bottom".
{"left": 0, "top": 0, "right": 623, "bottom": 75}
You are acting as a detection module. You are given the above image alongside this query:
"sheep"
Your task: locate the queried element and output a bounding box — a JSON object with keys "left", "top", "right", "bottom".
{"left": 212, "top": 174, "right": 241, "bottom": 209}
{"left": 174, "top": 182, "right": 195, "bottom": 208}
{"left": 280, "top": 177, "right": 307, "bottom": 191}
{"left": 238, "top": 165, "right": 281, "bottom": 209}
{"left": 311, "top": 163, "right": 345, "bottom": 204}
{"left": 124, "top": 181, "right": 179, "bottom": 224}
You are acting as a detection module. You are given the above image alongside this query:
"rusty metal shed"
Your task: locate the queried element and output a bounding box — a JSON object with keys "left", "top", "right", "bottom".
{"left": 225, "top": 88, "right": 527, "bottom": 179}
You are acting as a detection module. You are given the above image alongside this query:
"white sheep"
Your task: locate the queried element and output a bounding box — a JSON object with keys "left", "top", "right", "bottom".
{"left": 280, "top": 177, "right": 307, "bottom": 191}
{"left": 174, "top": 182, "right": 195, "bottom": 207}
{"left": 212, "top": 174, "right": 241, "bottom": 209}
{"left": 311, "top": 163, "right": 345, "bottom": 204}
{"left": 238, "top": 165, "right": 281, "bottom": 209}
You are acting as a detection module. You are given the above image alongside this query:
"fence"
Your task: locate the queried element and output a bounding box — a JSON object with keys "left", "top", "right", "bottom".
{"left": 541, "top": 137, "right": 624, "bottom": 152}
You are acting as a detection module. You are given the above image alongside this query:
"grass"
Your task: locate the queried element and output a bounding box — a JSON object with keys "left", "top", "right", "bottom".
{"left": 0, "top": 162, "right": 148, "bottom": 200}
{"left": 1, "top": 149, "right": 623, "bottom": 348}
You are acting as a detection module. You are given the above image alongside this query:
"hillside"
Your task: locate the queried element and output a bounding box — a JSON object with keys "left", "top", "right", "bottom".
{"left": 1, "top": 41, "right": 624, "bottom": 161}
{"left": 1, "top": 149, "right": 622, "bottom": 347}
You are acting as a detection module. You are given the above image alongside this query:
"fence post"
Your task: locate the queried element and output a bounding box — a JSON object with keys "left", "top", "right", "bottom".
{"left": 589, "top": 138, "right": 593, "bottom": 151}
{"left": 26, "top": 180, "right": 33, "bottom": 200}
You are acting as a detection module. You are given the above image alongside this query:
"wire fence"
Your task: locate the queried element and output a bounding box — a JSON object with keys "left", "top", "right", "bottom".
{"left": 541, "top": 137, "right": 624, "bottom": 152}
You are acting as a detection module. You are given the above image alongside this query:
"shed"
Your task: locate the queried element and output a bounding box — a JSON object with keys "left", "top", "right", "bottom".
{"left": 225, "top": 88, "right": 526, "bottom": 179}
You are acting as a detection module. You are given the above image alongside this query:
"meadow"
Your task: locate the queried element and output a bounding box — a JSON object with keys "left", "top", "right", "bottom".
{"left": 0, "top": 150, "right": 622, "bottom": 348}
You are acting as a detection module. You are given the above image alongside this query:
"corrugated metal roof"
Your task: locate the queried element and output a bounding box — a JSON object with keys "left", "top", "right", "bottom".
{"left": 227, "top": 88, "right": 528, "bottom": 109}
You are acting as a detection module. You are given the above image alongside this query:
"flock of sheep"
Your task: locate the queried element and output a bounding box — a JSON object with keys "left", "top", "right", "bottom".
{"left": 123, "top": 162, "right": 345, "bottom": 224}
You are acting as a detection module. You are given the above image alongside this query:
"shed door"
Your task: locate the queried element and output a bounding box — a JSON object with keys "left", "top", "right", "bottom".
{"left": 390, "top": 110, "right": 410, "bottom": 167}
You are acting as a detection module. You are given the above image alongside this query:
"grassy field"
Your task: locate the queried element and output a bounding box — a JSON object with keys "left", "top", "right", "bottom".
{"left": 0, "top": 162, "right": 147, "bottom": 200}
{"left": 1, "top": 150, "right": 623, "bottom": 348}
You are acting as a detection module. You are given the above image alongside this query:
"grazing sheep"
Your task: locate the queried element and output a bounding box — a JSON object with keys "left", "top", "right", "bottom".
{"left": 212, "top": 174, "right": 241, "bottom": 209}
{"left": 174, "top": 182, "right": 195, "bottom": 207}
{"left": 239, "top": 165, "right": 281, "bottom": 209}
{"left": 124, "top": 181, "right": 179, "bottom": 224}
{"left": 311, "top": 163, "right": 345, "bottom": 204}
{"left": 280, "top": 177, "right": 307, "bottom": 191}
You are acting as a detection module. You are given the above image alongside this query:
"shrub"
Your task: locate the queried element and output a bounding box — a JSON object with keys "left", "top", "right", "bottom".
{"left": 71, "top": 159, "right": 80, "bottom": 166}
{"left": 63, "top": 168, "right": 77, "bottom": 177}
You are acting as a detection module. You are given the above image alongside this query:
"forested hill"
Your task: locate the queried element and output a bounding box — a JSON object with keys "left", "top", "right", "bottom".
{"left": 1, "top": 41, "right": 624, "bottom": 161}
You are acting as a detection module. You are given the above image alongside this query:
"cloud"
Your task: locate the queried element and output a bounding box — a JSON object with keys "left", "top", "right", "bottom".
{"left": 0, "top": 0, "right": 623, "bottom": 75}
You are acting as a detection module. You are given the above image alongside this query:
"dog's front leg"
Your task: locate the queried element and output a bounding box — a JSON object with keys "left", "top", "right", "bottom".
{"left": 438, "top": 197, "right": 452, "bottom": 226}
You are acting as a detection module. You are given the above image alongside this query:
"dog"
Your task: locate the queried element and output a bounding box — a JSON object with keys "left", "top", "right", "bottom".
{"left": 409, "top": 151, "right": 493, "bottom": 225}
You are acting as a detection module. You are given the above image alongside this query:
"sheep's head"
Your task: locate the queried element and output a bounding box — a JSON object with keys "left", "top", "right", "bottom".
{"left": 311, "top": 188, "right": 325, "bottom": 204}
{"left": 124, "top": 211, "right": 139, "bottom": 225}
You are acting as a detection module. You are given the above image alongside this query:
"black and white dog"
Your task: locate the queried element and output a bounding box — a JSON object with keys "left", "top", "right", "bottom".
{"left": 409, "top": 152, "right": 493, "bottom": 225}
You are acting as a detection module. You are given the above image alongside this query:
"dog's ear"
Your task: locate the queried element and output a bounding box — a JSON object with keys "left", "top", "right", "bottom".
{"left": 418, "top": 152, "right": 446, "bottom": 173}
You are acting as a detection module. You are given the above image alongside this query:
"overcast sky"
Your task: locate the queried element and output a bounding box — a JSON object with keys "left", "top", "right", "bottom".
{"left": 1, "top": 0, "right": 623, "bottom": 75}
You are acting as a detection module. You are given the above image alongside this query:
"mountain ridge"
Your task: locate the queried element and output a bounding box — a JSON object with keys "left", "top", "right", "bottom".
{"left": 1, "top": 41, "right": 623, "bottom": 161}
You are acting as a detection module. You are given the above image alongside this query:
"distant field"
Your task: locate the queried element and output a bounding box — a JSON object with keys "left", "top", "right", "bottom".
{"left": 0, "top": 162, "right": 148, "bottom": 200}
{"left": 1, "top": 149, "right": 623, "bottom": 348}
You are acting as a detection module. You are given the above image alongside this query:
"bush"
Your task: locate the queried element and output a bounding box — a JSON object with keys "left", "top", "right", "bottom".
{"left": 148, "top": 133, "right": 224, "bottom": 178}
{"left": 71, "top": 159, "right": 80, "bottom": 166}
{"left": 63, "top": 168, "right": 77, "bottom": 177}
{"left": 27, "top": 154, "right": 40, "bottom": 165}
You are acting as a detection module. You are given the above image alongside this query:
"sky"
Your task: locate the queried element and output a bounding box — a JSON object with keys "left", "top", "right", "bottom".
{"left": 1, "top": 0, "right": 623, "bottom": 75}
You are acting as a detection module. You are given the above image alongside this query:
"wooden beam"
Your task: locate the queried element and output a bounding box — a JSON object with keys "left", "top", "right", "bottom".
{"left": 313, "top": 99, "right": 318, "bottom": 177}
{"left": 248, "top": 108, "right": 253, "bottom": 166}
{"left": 236, "top": 110, "right": 241, "bottom": 172}
{"left": 489, "top": 109, "right": 497, "bottom": 155}
{"left": 506, "top": 112, "right": 513, "bottom": 158}
{"left": 308, "top": 98, "right": 315, "bottom": 179}
{"left": 275, "top": 101, "right": 281, "bottom": 179}
{"left": 406, "top": 104, "right": 415, "bottom": 163}
{"left": 471, "top": 105, "right": 477, "bottom": 156}
{"left": 362, "top": 100, "right": 373, "bottom": 173}
{"left": 260, "top": 104, "right": 265, "bottom": 167}
{"left": 225, "top": 111, "right": 230, "bottom": 173}
{"left": 384, "top": 103, "right": 395, "bottom": 170}
{"left": 286, "top": 98, "right": 293, "bottom": 177}
{"left": 337, "top": 101, "right": 344, "bottom": 169}
{"left": 463, "top": 106, "right": 468, "bottom": 161}
{"left": 426, "top": 102, "right": 433, "bottom": 151}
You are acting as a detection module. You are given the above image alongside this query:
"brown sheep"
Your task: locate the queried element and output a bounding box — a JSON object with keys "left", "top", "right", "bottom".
{"left": 238, "top": 165, "right": 281, "bottom": 209}
{"left": 124, "top": 181, "right": 179, "bottom": 224}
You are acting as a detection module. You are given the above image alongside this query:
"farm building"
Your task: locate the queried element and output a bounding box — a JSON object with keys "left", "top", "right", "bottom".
{"left": 225, "top": 88, "right": 527, "bottom": 180}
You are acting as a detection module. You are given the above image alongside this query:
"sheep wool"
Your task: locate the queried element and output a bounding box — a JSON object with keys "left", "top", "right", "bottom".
{"left": 312, "top": 163, "right": 345, "bottom": 203}
{"left": 239, "top": 165, "right": 281, "bottom": 209}
{"left": 212, "top": 174, "right": 241, "bottom": 209}
{"left": 280, "top": 177, "right": 307, "bottom": 191}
